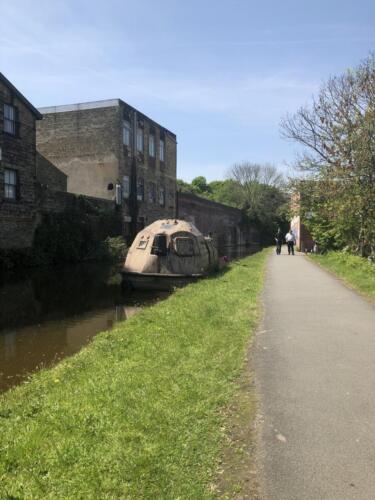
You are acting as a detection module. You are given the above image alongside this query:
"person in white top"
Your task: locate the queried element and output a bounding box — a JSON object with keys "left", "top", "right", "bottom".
{"left": 285, "top": 230, "right": 296, "bottom": 255}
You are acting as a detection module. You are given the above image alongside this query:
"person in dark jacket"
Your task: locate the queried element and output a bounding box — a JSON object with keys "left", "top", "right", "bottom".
{"left": 275, "top": 229, "right": 283, "bottom": 255}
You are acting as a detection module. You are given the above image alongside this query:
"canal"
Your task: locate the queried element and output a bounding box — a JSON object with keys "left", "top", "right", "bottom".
{"left": 0, "top": 245, "right": 258, "bottom": 393}
{"left": 0, "top": 263, "right": 168, "bottom": 393}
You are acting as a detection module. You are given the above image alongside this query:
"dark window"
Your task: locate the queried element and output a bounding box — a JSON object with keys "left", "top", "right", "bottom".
{"left": 4, "top": 104, "right": 16, "bottom": 135}
{"left": 159, "top": 185, "right": 165, "bottom": 206}
{"left": 123, "top": 120, "right": 131, "bottom": 146}
{"left": 122, "top": 175, "right": 130, "bottom": 199}
{"left": 137, "top": 177, "right": 144, "bottom": 201}
{"left": 4, "top": 168, "right": 18, "bottom": 200}
{"left": 159, "top": 138, "right": 165, "bottom": 162}
{"left": 149, "top": 182, "right": 156, "bottom": 203}
{"left": 151, "top": 234, "right": 168, "bottom": 256}
{"left": 173, "top": 237, "right": 195, "bottom": 256}
{"left": 137, "top": 127, "right": 144, "bottom": 152}
{"left": 149, "top": 133, "right": 155, "bottom": 157}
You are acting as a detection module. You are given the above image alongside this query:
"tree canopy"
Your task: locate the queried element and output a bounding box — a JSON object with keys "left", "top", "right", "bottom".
{"left": 281, "top": 53, "right": 375, "bottom": 256}
{"left": 177, "top": 163, "right": 288, "bottom": 244}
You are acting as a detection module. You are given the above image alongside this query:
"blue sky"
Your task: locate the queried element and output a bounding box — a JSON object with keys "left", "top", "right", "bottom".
{"left": 1, "top": 0, "right": 374, "bottom": 181}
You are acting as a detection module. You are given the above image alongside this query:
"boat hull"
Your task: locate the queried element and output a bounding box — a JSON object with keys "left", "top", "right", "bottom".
{"left": 121, "top": 271, "right": 203, "bottom": 291}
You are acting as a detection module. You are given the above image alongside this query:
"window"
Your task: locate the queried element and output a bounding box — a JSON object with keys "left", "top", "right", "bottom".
{"left": 149, "top": 182, "right": 156, "bottom": 203}
{"left": 137, "top": 177, "right": 144, "bottom": 201}
{"left": 4, "top": 169, "right": 18, "bottom": 200}
{"left": 149, "top": 133, "right": 155, "bottom": 157}
{"left": 159, "top": 138, "right": 165, "bottom": 162}
{"left": 122, "top": 175, "right": 130, "bottom": 199}
{"left": 4, "top": 104, "right": 16, "bottom": 135}
{"left": 123, "top": 120, "right": 131, "bottom": 146}
{"left": 137, "top": 127, "right": 144, "bottom": 152}
{"left": 173, "top": 237, "right": 195, "bottom": 257}
{"left": 137, "top": 237, "right": 149, "bottom": 250}
{"left": 159, "top": 185, "right": 165, "bottom": 206}
{"left": 151, "top": 234, "right": 168, "bottom": 256}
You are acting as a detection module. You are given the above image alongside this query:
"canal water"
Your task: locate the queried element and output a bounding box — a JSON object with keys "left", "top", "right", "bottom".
{"left": 0, "top": 263, "right": 168, "bottom": 393}
{"left": 0, "top": 245, "right": 258, "bottom": 393}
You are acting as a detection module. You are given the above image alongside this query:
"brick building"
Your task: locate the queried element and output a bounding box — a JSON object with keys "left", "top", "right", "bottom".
{"left": 0, "top": 73, "right": 42, "bottom": 249}
{"left": 36, "top": 99, "right": 177, "bottom": 240}
{"left": 290, "top": 190, "right": 314, "bottom": 252}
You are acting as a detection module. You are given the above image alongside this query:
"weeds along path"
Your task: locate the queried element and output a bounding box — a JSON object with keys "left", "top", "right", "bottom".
{"left": 0, "top": 249, "right": 269, "bottom": 499}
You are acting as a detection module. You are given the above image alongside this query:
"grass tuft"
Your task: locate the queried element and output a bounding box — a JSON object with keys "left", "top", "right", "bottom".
{"left": 0, "top": 250, "right": 269, "bottom": 499}
{"left": 310, "top": 251, "right": 375, "bottom": 300}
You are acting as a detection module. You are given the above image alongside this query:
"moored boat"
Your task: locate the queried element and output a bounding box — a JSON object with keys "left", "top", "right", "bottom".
{"left": 121, "top": 219, "right": 218, "bottom": 290}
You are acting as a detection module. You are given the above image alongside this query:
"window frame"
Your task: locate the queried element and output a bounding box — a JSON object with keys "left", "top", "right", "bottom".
{"left": 148, "top": 182, "right": 156, "bottom": 203}
{"left": 137, "top": 127, "right": 144, "bottom": 152}
{"left": 4, "top": 168, "right": 19, "bottom": 201}
{"left": 159, "top": 138, "right": 165, "bottom": 162}
{"left": 159, "top": 185, "right": 165, "bottom": 206}
{"left": 137, "top": 177, "right": 144, "bottom": 201}
{"left": 123, "top": 119, "right": 131, "bottom": 146}
{"left": 149, "top": 133, "right": 155, "bottom": 157}
{"left": 4, "top": 104, "right": 17, "bottom": 136}
{"left": 122, "top": 175, "right": 130, "bottom": 199}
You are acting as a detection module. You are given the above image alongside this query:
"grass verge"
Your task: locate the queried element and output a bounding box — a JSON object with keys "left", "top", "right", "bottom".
{"left": 0, "top": 249, "right": 269, "bottom": 499}
{"left": 310, "top": 251, "right": 375, "bottom": 301}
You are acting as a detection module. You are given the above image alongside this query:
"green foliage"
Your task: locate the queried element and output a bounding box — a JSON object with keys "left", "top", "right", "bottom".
{"left": 311, "top": 251, "right": 375, "bottom": 300}
{"left": 31, "top": 200, "right": 124, "bottom": 267}
{"left": 283, "top": 54, "right": 375, "bottom": 256}
{"left": 0, "top": 250, "right": 269, "bottom": 499}
{"left": 178, "top": 168, "right": 289, "bottom": 244}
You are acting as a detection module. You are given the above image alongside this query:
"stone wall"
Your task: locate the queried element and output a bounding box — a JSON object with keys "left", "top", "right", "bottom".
{"left": 36, "top": 152, "right": 67, "bottom": 192}
{"left": 178, "top": 192, "right": 259, "bottom": 250}
{"left": 120, "top": 102, "right": 177, "bottom": 232}
{"left": 36, "top": 186, "right": 116, "bottom": 216}
{"left": 0, "top": 79, "right": 39, "bottom": 249}
{"left": 36, "top": 99, "right": 177, "bottom": 241}
{"left": 37, "top": 104, "right": 121, "bottom": 200}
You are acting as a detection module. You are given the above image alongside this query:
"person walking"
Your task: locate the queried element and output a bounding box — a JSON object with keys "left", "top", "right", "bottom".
{"left": 285, "top": 229, "right": 296, "bottom": 255}
{"left": 275, "top": 229, "right": 283, "bottom": 255}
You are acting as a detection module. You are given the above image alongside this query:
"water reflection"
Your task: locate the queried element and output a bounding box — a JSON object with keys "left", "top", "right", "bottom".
{"left": 0, "top": 263, "right": 168, "bottom": 393}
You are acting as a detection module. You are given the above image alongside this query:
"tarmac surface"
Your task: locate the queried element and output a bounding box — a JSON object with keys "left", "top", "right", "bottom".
{"left": 255, "top": 252, "right": 375, "bottom": 500}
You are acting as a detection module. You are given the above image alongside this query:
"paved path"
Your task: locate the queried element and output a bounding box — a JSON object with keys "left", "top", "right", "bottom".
{"left": 255, "top": 252, "right": 375, "bottom": 500}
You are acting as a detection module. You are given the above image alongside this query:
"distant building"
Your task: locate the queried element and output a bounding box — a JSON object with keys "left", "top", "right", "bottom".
{"left": 0, "top": 73, "right": 42, "bottom": 249}
{"left": 36, "top": 99, "right": 177, "bottom": 239}
{"left": 290, "top": 190, "right": 314, "bottom": 252}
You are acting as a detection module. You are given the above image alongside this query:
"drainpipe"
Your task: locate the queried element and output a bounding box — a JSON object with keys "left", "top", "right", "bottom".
{"left": 175, "top": 187, "right": 179, "bottom": 219}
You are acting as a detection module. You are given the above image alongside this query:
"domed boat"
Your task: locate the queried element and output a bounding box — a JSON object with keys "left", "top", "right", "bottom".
{"left": 121, "top": 219, "right": 219, "bottom": 290}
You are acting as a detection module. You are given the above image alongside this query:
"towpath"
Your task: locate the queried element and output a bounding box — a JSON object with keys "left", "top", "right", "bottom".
{"left": 255, "top": 252, "right": 375, "bottom": 500}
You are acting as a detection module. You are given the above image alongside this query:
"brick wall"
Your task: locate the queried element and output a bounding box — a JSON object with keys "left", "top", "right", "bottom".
{"left": 178, "top": 192, "right": 259, "bottom": 250}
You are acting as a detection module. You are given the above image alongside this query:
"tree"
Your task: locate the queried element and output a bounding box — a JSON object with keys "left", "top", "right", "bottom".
{"left": 227, "top": 162, "right": 288, "bottom": 243}
{"left": 281, "top": 54, "right": 375, "bottom": 256}
{"left": 191, "top": 176, "right": 211, "bottom": 195}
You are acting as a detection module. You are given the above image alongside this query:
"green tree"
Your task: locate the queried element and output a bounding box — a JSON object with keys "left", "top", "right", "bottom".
{"left": 281, "top": 54, "right": 375, "bottom": 256}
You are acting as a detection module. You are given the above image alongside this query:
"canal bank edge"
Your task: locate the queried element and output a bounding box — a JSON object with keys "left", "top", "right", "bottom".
{"left": 0, "top": 249, "right": 269, "bottom": 499}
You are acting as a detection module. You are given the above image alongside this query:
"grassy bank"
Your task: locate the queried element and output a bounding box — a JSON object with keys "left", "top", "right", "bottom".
{"left": 310, "top": 251, "right": 375, "bottom": 300}
{"left": 0, "top": 249, "right": 269, "bottom": 499}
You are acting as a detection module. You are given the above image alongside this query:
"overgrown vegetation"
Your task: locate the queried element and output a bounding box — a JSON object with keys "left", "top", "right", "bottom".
{"left": 282, "top": 54, "right": 375, "bottom": 257}
{"left": 311, "top": 251, "right": 375, "bottom": 300}
{"left": 0, "top": 250, "right": 268, "bottom": 499}
{"left": 178, "top": 163, "right": 289, "bottom": 244}
{"left": 0, "top": 198, "right": 126, "bottom": 272}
